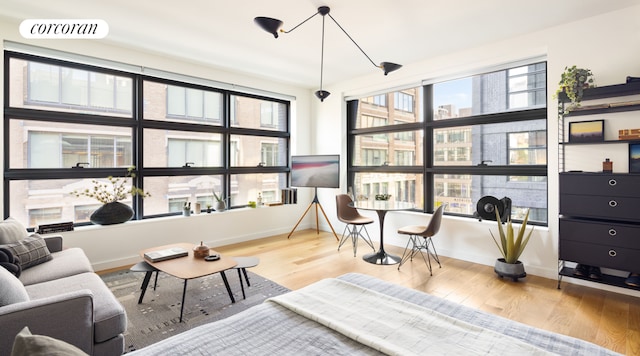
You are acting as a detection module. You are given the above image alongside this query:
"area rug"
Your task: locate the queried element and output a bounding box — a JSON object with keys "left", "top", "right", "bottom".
{"left": 101, "top": 268, "right": 290, "bottom": 353}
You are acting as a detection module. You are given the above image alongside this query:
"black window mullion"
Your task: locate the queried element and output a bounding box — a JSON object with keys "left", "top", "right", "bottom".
{"left": 424, "top": 84, "right": 434, "bottom": 213}
{"left": 134, "top": 73, "right": 144, "bottom": 218}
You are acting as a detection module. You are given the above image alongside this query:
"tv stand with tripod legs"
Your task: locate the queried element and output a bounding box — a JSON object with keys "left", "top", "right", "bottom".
{"left": 288, "top": 187, "right": 339, "bottom": 240}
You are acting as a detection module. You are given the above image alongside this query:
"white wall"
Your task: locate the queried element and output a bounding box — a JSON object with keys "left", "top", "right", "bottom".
{"left": 0, "top": 16, "right": 318, "bottom": 271}
{"left": 315, "top": 5, "right": 640, "bottom": 297}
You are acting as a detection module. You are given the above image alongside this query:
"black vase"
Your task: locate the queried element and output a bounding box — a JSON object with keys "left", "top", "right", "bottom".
{"left": 90, "top": 202, "right": 134, "bottom": 225}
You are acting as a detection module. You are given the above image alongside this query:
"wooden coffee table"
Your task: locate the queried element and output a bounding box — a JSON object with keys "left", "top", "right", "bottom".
{"left": 139, "top": 243, "right": 237, "bottom": 322}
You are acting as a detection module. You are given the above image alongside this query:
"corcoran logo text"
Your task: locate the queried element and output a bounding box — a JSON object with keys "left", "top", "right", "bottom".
{"left": 20, "top": 19, "right": 109, "bottom": 39}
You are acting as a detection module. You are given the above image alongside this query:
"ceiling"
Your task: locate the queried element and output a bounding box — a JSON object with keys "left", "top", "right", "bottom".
{"left": 1, "top": 0, "right": 638, "bottom": 89}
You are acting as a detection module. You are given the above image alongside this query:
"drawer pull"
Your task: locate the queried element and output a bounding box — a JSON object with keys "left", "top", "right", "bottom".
{"left": 608, "top": 179, "right": 617, "bottom": 186}
{"left": 608, "top": 200, "right": 617, "bottom": 207}
{"left": 608, "top": 228, "right": 617, "bottom": 236}
{"left": 608, "top": 250, "right": 617, "bottom": 257}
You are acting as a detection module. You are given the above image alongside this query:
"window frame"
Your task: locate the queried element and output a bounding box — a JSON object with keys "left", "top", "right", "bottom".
{"left": 3, "top": 51, "right": 291, "bottom": 227}
{"left": 347, "top": 61, "right": 548, "bottom": 225}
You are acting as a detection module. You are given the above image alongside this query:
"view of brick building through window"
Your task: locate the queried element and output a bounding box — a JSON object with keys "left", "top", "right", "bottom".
{"left": 7, "top": 57, "right": 288, "bottom": 227}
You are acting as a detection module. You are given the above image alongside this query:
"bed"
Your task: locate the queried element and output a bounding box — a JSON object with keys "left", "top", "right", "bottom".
{"left": 127, "top": 273, "right": 620, "bottom": 355}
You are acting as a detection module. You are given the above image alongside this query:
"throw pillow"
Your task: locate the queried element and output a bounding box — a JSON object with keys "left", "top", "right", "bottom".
{"left": 0, "top": 247, "right": 22, "bottom": 278}
{"left": 0, "top": 217, "right": 28, "bottom": 244}
{"left": 0, "top": 234, "right": 52, "bottom": 270}
{"left": 11, "top": 326, "right": 89, "bottom": 356}
{"left": 0, "top": 265, "right": 29, "bottom": 307}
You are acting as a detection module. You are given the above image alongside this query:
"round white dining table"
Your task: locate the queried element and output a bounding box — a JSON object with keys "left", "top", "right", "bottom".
{"left": 349, "top": 200, "right": 414, "bottom": 265}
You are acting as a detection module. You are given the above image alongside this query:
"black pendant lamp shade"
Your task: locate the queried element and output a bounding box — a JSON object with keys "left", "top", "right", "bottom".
{"left": 254, "top": 17, "right": 283, "bottom": 38}
{"left": 315, "top": 90, "right": 330, "bottom": 101}
{"left": 254, "top": 6, "right": 402, "bottom": 101}
{"left": 380, "top": 62, "right": 402, "bottom": 76}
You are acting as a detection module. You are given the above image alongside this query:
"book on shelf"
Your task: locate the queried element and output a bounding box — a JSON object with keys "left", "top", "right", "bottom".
{"left": 281, "top": 188, "right": 297, "bottom": 204}
{"left": 144, "top": 247, "right": 188, "bottom": 262}
{"left": 36, "top": 221, "right": 74, "bottom": 234}
{"left": 571, "top": 103, "right": 610, "bottom": 111}
{"left": 609, "top": 100, "right": 640, "bottom": 108}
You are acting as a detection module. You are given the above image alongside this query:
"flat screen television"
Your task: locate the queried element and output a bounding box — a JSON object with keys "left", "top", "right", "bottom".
{"left": 290, "top": 154, "right": 340, "bottom": 188}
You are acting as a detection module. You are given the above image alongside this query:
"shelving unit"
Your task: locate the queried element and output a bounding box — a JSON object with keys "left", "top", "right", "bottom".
{"left": 557, "top": 81, "right": 640, "bottom": 291}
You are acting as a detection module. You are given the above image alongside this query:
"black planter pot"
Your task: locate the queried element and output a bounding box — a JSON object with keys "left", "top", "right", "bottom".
{"left": 494, "top": 258, "right": 527, "bottom": 281}
{"left": 90, "top": 202, "right": 134, "bottom": 225}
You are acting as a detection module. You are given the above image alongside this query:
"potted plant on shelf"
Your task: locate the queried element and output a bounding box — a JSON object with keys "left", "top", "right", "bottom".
{"left": 554, "top": 65, "right": 595, "bottom": 114}
{"left": 490, "top": 209, "right": 534, "bottom": 281}
{"left": 213, "top": 191, "right": 226, "bottom": 211}
{"left": 71, "top": 166, "right": 150, "bottom": 225}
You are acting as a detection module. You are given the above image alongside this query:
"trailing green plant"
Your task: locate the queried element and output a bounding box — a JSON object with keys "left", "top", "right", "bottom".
{"left": 71, "top": 166, "right": 150, "bottom": 204}
{"left": 490, "top": 209, "right": 534, "bottom": 264}
{"left": 553, "top": 65, "right": 595, "bottom": 114}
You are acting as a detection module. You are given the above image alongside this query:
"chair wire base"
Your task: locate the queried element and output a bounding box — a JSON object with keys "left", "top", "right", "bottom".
{"left": 338, "top": 224, "right": 375, "bottom": 257}
{"left": 397, "top": 235, "right": 441, "bottom": 275}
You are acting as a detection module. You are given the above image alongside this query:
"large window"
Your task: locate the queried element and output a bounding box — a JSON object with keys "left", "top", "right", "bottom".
{"left": 4, "top": 52, "right": 290, "bottom": 228}
{"left": 348, "top": 62, "right": 548, "bottom": 224}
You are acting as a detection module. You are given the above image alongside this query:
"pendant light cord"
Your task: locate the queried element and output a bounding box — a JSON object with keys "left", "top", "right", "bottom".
{"left": 327, "top": 13, "right": 378, "bottom": 68}
{"left": 319, "top": 14, "right": 326, "bottom": 92}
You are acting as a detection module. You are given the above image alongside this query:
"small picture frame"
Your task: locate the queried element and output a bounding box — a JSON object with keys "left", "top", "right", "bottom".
{"left": 568, "top": 120, "right": 604, "bottom": 143}
{"left": 629, "top": 143, "right": 640, "bottom": 173}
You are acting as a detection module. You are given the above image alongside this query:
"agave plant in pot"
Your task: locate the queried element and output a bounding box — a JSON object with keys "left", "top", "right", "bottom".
{"left": 490, "top": 209, "right": 534, "bottom": 281}
{"left": 213, "top": 191, "right": 226, "bottom": 211}
{"left": 72, "top": 166, "right": 150, "bottom": 225}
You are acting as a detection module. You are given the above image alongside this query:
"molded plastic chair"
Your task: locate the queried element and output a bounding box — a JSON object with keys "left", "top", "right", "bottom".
{"left": 397, "top": 204, "right": 446, "bottom": 275}
{"left": 335, "top": 194, "right": 375, "bottom": 257}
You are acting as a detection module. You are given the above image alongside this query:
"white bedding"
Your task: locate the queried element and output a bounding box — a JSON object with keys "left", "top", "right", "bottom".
{"left": 267, "top": 278, "right": 555, "bottom": 356}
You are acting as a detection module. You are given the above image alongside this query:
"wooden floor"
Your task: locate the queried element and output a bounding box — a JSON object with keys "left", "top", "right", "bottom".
{"left": 211, "top": 229, "right": 639, "bottom": 356}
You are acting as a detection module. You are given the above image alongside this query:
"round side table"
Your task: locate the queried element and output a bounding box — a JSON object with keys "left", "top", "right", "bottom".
{"left": 232, "top": 256, "right": 259, "bottom": 299}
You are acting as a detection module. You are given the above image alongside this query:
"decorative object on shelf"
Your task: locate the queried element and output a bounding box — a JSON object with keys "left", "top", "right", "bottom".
{"left": 90, "top": 201, "right": 135, "bottom": 225}
{"left": 619, "top": 128, "right": 640, "bottom": 140}
{"left": 602, "top": 158, "right": 613, "bottom": 173}
{"left": 490, "top": 209, "right": 534, "bottom": 281}
{"left": 554, "top": 65, "right": 595, "bottom": 114}
{"left": 194, "top": 202, "right": 201, "bottom": 214}
{"left": 629, "top": 143, "right": 640, "bottom": 173}
{"left": 193, "top": 241, "right": 210, "bottom": 259}
{"left": 183, "top": 202, "right": 191, "bottom": 216}
{"left": 254, "top": 6, "right": 401, "bottom": 102}
{"left": 257, "top": 192, "right": 263, "bottom": 206}
{"left": 248, "top": 201, "right": 257, "bottom": 208}
{"left": 374, "top": 194, "right": 391, "bottom": 201}
{"left": 206, "top": 204, "right": 212, "bottom": 213}
{"left": 71, "top": 166, "right": 150, "bottom": 225}
{"left": 475, "top": 196, "right": 511, "bottom": 223}
{"left": 627, "top": 76, "right": 640, "bottom": 83}
{"left": 568, "top": 119, "right": 604, "bottom": 143}
{"left": 213, "top": 191, "right": 226, "bottom": 211}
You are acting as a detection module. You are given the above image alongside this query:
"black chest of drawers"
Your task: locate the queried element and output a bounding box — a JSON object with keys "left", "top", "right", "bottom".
{"left": 559, "top": 172, "right": 640, "bottom": 288}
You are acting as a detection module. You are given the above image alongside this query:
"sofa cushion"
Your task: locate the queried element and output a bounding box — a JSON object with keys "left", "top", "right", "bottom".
{"left": 0, "top": 266, "right": 29, "bottom": 307}
{"left": 1, "top": 234, "right": 52, "bottom": 270}
{"left": 0, "top": 217, "right": 28, "bottom": 244}
{"left": 11, "top": 326, "right": 88, "bottom": 356}
{"left": 0, "top": 247, "right": 22, "bottom": 278}
{"left": 25, "top": 272, "right": 127, "bottom": 343}
{"left": 19, "top": 248, "right": 93, "bottom": 286}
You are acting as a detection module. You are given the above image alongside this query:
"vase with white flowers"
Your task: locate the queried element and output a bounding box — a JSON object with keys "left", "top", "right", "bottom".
{"left": 71, "top": 166, "right": 150, "bottom": 225}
